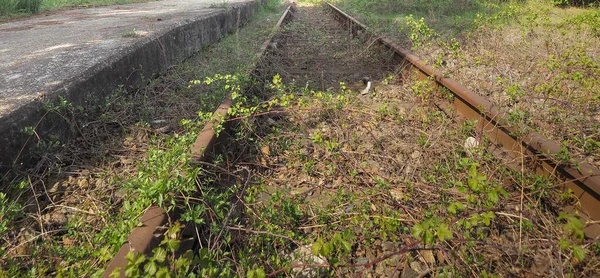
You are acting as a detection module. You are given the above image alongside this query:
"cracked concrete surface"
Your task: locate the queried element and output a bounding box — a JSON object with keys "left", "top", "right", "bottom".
{"left": 0, "top": 0, "right": 261, "bottom": 171}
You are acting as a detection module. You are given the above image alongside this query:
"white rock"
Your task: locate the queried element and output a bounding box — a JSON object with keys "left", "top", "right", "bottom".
{"left": 361, "top": 81, "right": 373, "bottom": 95}
{"left": 464, "top": 136, "right": 479, "bottom": 151}
{"left": 410, "top": 151, "right": 421, "bottom": 159}
{"left": 285, "top": 245, "right": 327, "bottom": 278}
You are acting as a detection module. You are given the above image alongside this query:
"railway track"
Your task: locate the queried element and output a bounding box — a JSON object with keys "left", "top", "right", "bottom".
{"left": 104, "top": 2, "right": 600, "bottom": 276}
{"left": 325, "top": 3, "right": 600, "bottom": 237}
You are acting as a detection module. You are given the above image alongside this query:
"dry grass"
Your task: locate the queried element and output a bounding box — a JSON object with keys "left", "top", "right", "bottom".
{"left": 0, "top": 2, "right": 286, "bottom": 276}
{"left": 201, "top": 4, "right": 600, "bottom": 276}
{"left": 402, "top": 0, "right": 600, "bottom": 168}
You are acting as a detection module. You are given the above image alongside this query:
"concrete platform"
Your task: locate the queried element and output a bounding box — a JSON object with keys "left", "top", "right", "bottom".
{"left": 0, "top": 0, "right": 262, "bottom": 172}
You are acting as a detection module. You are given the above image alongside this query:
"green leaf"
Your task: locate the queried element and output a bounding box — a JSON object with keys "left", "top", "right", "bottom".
{"left": 124, "top": 263, "right": 139, "bottom": 277}
{"left": 321, "top": 242, "right": 332, "bottom": 257}
{"left": 573, "top": 245, "right": 586, "bottom": 261}
{"left": 424, "top": 230, "right": 435, "bottom": 245}
{"left": 447, "top": 202, "right": 465, "bottom": 215}
{"left": 161, "top": 238, "right": 180, "bottom": 253}
{"left": 175, "top": 257, "right": 191, "bottom": 273}
{"left": 412, "top": 223, "right": 425, "bottom": 239}
{"left": 447, "top": 204, "right": 457, "bottom": 215}
{"left": 153, "top": 247, "right": 167, "bottom": 263}
{"left": 143, "top": 261, "right": 157, "bottom": 276}
{"left": 341, "top": 240, "right": 352, "bottom": 253}
{"left": 329, "top": 257, "right": 340, "bottom": 267}
{"left": 482, "top": 212, "right": 495, "bottom": 226}
{"left": 156, "top": 267, "right": 170, "bottom": 278}
{"left": 559, "top": 238, "right": 571, "bottom": 250}
{"left": 487, "top": 189, "right": 499, "bottom": 205}
{"left": 109, "top": 267, "right": 122, "bottom": 278}
{"left": 125, "top": 251, "right": 135, "bottom": 262}
{"left": 312, "top": 238, "right": 323, "bottom": 256}
{"left": 255, "top": 267, "right": 266, "bottom": 278}
{"left": 436, "top": 224, "right": 453, "bottom": 242}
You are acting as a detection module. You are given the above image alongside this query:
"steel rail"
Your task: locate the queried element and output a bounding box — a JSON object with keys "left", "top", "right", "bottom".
{"left": 325, "top": 2, "right": 600, "bottom": 237}
{"left": 101, "top": 4, "right": 296, "bottom": 276}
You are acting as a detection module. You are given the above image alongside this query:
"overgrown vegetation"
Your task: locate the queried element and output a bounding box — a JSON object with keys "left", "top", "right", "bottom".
{"left": 2, "top": 0, "right": 600, "bottom": 276}
{"left": 0, "top": 0, "right": 154, "bottom": 20}
{"left": 0, "top": 1, "right": 284, "bottom": 276}
{"left": 331, "top": 0, "right": 600, "bottom": 169}
{"left": 107, "top": 68, "right": 599, "bottom": 276}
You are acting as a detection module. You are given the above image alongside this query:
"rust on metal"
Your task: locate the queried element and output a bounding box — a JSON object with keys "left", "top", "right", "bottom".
{"left": 190, "top": 3, "right": 296, "bottom": 162}
{"left": 326, "top": 2, "right": 600, "bottom": 237}
{"left": 102, "top": 206, "right": 169, "bottom": 277}
{"left": 102, "top": 4, "right": 296, "bottom": 275}
{"left": 189, "top": 97, "right": 234, "bottom": 162}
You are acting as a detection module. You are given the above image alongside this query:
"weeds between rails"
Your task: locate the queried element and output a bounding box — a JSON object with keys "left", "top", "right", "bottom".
{"left": 334, "top": 0, "right": 600, "bottom": 170}
{"left": 191, "top": 4, "right": 599, "bottom": 277}
{"left": 2, "top": 1, "right": 599, "bottom": 277}
{"left": 0, "top": 1, "right": 284, "bottom": 276}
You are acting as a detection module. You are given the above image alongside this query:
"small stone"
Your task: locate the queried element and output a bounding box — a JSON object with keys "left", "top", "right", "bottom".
{"left": 436, "top": 250, "right": 446, "bottom": 264}
{"left": 381, "top": 241, "right": 395, "bottom": 251}
{"left": 419, "top": 250, "right": 435, "bottom": 264}
{"left": 77, "top": 178, "right": 89, "bottom": 189}
{"left": 361, "top": 81, "right": 373, "bottom": 95}
{"left": 43, "top": 211, "right": 67, "bottom": 227}
{"left": 356, "top": 257, "right": 369, "bottom": 265}
{"left": 410, "top": 151, "right": 421, "bottom": 160}
{"left": 114, "top": 189, "right": 127, "bottom": 199}
{"left": 410, "top": 261, "right": 424, "bottom": 273}
{"left": 531, "top": 249, "right": 550, "bottom": 275}
{"left": 389, "top": 187, "right": 404, "bottom": 202}
{"left": 464, "top": 136, "right": 479, "bottom": 151}
{"left": 343, "top": 204, "right": 354, "bottom": 213}
{"left": 333, "top": 177, "right": 343, "bottom": 187}
{"left": 375, "top": 263, "right": 385, "bottom": 275}
{"left": 51, "top": 211, "right": 68, "bottom": 226}
{"left": 404, "top": 165, "right": 413, "bottom": 176}
{"left": 285, "top": 245, "right": 327, "bottom": 278}
{"left": 291, "top": 187, "right": 311, "bottom": 195}
{"left": 150, "top": 119, "right": 167, "bottom": 124}
{"left": 401, "top": 266, "right": 419, "bottom": 278}
{"left": 388, "top": 255, "right": 400, "bottom": 266}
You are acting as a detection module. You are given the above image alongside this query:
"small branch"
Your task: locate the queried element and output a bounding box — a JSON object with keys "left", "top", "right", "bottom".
{"left": 224, "top": 226, "right": 302, "bottom": 246}
{"left": 352, "top": 241, "right": 421, "bottom": 278}
{"left": 6, "top": 229, "right": 67, "bottom": 255}
{"left": 267, "top": 263, "right": 330, "bottom": 277}
{"left": 211, "top": 167, "right": 252, "bottom": 252}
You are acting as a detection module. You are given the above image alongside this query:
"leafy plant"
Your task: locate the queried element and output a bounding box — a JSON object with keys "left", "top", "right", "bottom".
{"left": 557, "top": 213, "right": 586, "bottom": 261}
{"left": 312, "top": 230, "right": 355, "bottom": 267}
{"left": 412, "top": 217, "right": 453, "bottom": 246}
{"left": 401, "top": 15, "right": 439, "bottom": 49}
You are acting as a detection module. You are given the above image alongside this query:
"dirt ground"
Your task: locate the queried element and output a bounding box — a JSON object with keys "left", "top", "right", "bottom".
{"left": 3, "top": 2, "right": 599, "bottom": 276}
{"left": 210, "top": 3, "right": 600, "bottom": 277}
{"left": 264, "top": 6, "right": 396, "bottom": 90}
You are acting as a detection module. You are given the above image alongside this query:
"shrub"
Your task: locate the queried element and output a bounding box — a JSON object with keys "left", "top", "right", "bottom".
{"left": 16, "top": 0, "right": 42, "bottom": 14}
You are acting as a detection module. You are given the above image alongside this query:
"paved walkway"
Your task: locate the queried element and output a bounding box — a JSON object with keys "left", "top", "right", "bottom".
{"left": 0, "top": 0, "right": 250, "bottom": 117}
{"left": 0, "top": 0, "right": 259, "bottom": 170}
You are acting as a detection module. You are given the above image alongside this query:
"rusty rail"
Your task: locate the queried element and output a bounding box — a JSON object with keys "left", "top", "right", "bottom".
{"left": 326, "top": 2, "right": 600, "bottom": 238}
{"left": 102, "top": 3, "right": 600, "bottom": 275}
{"left": 101, "top": 4, "right": 296, "bottom": 276}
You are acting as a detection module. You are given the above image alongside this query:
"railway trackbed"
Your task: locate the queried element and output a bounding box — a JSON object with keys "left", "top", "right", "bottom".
{"left": 40, "top": 2, "right": 600, "bottom": 277}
